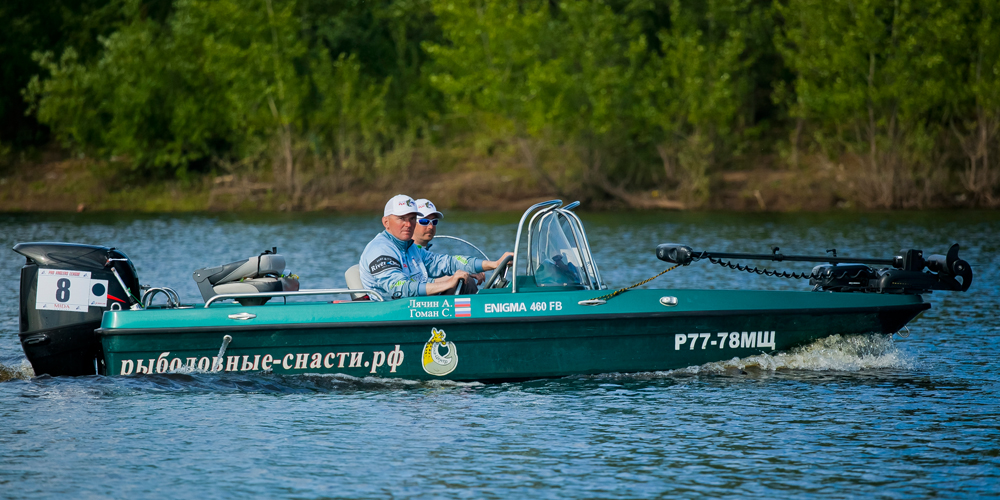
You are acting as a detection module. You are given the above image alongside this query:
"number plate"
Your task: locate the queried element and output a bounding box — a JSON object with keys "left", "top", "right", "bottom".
{"left": 35, "top": 270, "right": 109, "bottom": 312}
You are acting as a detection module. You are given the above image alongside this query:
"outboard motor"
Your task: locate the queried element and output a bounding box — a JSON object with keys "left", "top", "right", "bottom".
{"left": 14, "top": 243, "right": 141, "bottom": 377}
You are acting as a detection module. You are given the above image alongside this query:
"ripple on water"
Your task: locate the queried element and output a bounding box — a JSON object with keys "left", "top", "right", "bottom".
{"left": 1, "top": 211, "right": 997, "bottom": 499}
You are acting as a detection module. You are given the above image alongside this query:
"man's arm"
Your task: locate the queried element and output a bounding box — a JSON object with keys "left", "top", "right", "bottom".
{"left": 482, "top": 252, "right": 515, "bottom": 271}
{"left": 420, "top": 249, "right": 514, "bottom": 278}
{"left": 424, "top": 271, "right": 471, "bottom": 295}
{"left": 421, "top": 249, "right": 483, "bottom": 278}
{"left": 421, "top": 250, "right": 514, "bottom": 291}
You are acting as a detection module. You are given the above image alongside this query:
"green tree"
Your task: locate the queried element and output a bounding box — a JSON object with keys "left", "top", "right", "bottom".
{"left": 638, "top": 0, "right": 757, "bottom": 201}
{"left": 428, "top": 0, "right": 758, "bottom": 205}
{"left": 26, "top": 0, "right": 395, "bottom": 200}
{"left": 26, "top": 2, "right": 241, "bottom": 178}
{"left": 1, "top": 0, "right": 148, "bottom": 157}
{"left": 776, "top": 0, "right": 967, "bottom": 208}
{"left": 948, "top": 0, "right": 1000, "bottom": 205}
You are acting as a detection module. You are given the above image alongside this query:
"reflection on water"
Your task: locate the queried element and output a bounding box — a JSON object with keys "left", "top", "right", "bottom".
{"left": 1, "top": 210, "right": 998, "bottom": 498}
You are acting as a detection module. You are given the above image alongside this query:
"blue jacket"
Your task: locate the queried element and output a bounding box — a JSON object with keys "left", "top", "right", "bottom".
{"left": 360, "top": 231, "right": 483, "bottom": 299}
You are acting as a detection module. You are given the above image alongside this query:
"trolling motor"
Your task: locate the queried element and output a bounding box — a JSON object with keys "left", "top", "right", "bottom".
{"left": 656, "top": 243, "right": 973, "bottom": 295}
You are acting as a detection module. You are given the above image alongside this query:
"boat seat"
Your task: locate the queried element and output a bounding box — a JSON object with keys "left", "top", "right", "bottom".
{"left": 344, "top": 264, "right": 369, "bottom": 300}
{"left": 193, "top": 253, "right": 299, "bottom": 306}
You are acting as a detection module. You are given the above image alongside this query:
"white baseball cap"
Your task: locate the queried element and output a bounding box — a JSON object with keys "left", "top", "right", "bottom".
{"left": 415, "top": 198, "right": 444, "bottom": 219}
{"left": 383, "top": 194, "right": 419, "bottom": 217}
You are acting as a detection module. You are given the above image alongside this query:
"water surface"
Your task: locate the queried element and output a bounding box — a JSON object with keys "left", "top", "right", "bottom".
{"left": 1, "top": 210, "right": 998, "bottom": 498}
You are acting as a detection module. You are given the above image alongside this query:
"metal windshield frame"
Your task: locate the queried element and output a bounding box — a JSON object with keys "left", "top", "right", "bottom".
{"left": 512, "top": 200, "right": 562, "bottom": 293}
{"left": 557, "top": 206, "right": 606, "bottom": 290}
{"left": 512, "top": 199, "right": 604, "bottom": 292}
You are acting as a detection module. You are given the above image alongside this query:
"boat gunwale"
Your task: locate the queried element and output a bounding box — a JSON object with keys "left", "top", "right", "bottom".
{"left": 94, "top": 302, "right": 930, "bottom": 336}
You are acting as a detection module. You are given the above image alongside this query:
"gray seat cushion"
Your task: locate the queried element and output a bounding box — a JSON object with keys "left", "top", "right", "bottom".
{"left": 206, "top": 254, "right": 286, "bottom": 286}
{"left": 193, "top": 254, "right": 293, "bottom": 304}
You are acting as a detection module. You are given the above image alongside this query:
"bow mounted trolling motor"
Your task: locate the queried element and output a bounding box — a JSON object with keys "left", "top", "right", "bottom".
{"left": 13, "top": 242, "right": 142, "bottom": 376}
{"left": 656, "top": 243, "right": 973, "bottom": 294}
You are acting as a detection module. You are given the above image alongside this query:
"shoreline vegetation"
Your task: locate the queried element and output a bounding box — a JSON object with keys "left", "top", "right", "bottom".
{"left": 2, "top": 0, "right": 1000, "bottom": 213}
{"left": 1, "top": 148, "right": 974, "bottom": 213}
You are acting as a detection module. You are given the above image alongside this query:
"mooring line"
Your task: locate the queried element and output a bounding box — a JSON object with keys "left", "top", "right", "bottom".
{"left": 588, "top": 264, "right": 682, "bottom": 302}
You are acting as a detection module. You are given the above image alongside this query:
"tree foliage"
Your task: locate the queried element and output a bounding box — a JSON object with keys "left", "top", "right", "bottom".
{"left": 5, "top": 0, "right": 1000, "bottom": 206}
{"left": 776, "top": 0, "right": 1000, "bottom": 207}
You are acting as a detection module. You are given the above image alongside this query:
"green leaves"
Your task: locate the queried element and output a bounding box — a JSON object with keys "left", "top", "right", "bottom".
{"left": 26, "top": 0, "right": 398, "bottom": 183}
{"left": 16, "top": 0, "right": 1000, "bottom": 206}
{"left": 426, "top": 0, "right": 757, "bottom": 201}
{"left": 774, "top": 0, "right": 1000, "bottom": 207}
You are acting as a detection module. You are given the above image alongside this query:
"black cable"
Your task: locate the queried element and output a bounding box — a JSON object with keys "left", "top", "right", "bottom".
{"left": 705, "top": 256, "right": 872, "bottom": 281}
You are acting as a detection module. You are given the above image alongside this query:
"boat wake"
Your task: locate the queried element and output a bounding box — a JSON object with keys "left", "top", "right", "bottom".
{"left": 669, "top": 333, "right": 914, "bottom": 377}
{"left": 0, "top": 359, "right": 35, "bottom": 382}
{"left": 581, "top": 333, "right": 914, "bottom": 381}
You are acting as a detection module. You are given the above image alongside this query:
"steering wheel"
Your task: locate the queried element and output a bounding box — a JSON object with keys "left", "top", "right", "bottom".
{"left": 484, "top": 254, "right": 513, "bottom": 289}
{"left": 453, "top": 278, "right": 465, "bottom": 295}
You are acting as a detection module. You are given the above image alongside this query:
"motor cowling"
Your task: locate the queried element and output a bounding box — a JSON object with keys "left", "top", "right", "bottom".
{"left": 14, "top": 242, "right": 140, "bottom": 376}
{"left": 808, "top": 264, "right": 875, "bottom": 292}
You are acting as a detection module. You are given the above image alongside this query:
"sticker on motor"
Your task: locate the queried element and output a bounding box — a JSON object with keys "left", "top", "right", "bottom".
{"left": 35, "top": 269, "right": 109, "bottom": 311}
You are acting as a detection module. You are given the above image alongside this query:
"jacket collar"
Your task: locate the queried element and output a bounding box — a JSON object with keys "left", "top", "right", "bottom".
{"left": 382, "top": 230, "right": 413, "bottom": 252}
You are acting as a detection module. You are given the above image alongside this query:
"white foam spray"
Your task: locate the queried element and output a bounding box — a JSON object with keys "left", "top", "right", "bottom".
{"left": 670, "top": 333, "right": 913, "bottom": 376}
{"left": 0, "top": 359, "right": 36, "bottom": 382}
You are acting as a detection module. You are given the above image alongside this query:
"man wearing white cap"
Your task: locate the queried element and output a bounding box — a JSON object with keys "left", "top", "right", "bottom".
{"left": 413, "top": 198, "right": 443, "bottom": 250}
{"left": 359, "top": 194, "right": 512, "bottom": 299}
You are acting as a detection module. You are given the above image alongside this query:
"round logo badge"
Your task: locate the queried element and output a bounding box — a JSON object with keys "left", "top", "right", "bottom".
{"left": 421, "top": 328, "right": 458, "bottom": 376}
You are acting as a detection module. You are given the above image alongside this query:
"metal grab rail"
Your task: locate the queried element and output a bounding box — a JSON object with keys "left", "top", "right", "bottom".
{"left": 141, "top": 287, "right": 181, "bottom": 308}
{"left": 522, "top": 202, "right": 605, "bottom": 292}
{"left": 204, "top": 288, "right": 385, "bottom": 308}
{"left": 525, "top": 203, "right": 564, "bottom": 276}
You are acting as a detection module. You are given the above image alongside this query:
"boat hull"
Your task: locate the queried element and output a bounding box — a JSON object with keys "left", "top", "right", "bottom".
{"left": 96, "top": 289, "right": 929, "bottom": 380}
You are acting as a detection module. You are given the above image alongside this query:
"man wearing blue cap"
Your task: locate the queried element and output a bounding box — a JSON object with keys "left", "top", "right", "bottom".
{"left": 359, "top": 194, "right": 512, "bottom": 300}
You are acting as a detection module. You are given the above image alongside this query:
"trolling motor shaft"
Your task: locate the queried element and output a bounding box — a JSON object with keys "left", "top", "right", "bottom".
{"left": 656, "top": 243, "right": 973, "bottom": 294}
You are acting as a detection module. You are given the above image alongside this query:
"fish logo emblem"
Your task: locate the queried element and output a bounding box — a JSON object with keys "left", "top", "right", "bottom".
{"left": 422, "top": 327, "right": 458, "bottom": 376}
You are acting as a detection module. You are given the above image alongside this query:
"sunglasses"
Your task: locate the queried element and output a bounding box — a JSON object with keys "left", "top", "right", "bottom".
{"left": 417, "top": 218, "right": 439, "bottom": 226}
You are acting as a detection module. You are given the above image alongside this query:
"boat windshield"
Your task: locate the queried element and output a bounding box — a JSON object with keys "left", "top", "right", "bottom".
{"left": 530, "top": 213, "right": 585, "bottom": 286}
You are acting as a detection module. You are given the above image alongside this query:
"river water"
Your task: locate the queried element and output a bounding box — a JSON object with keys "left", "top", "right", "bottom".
{"left": 1, "top": 210, "right": 997, "bottom": 498}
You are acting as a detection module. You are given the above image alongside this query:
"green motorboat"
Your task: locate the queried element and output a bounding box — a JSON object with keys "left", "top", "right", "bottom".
{"left": 14, "top": 200, "right": 973, "bottom": 380}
